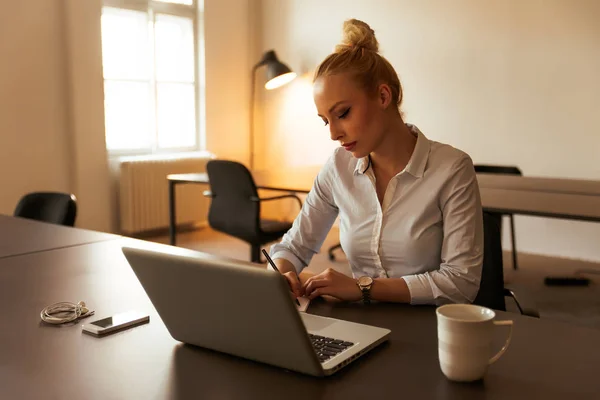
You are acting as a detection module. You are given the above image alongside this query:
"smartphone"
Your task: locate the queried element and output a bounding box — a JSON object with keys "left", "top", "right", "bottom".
{"left": 82, "top": 310, "right": 149, "bottom": 336}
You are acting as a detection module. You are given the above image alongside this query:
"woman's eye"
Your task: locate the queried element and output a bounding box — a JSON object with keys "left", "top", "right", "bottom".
{"left": 338, "top": 108, "right": 350, "bottom": 119}
{"left": 322, "top": 120, "right": 329, "bottom": 126}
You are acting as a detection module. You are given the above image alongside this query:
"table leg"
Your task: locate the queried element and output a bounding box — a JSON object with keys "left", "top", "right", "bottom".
{"left": 169, "top": 181, "right": 177, "bottom": 246}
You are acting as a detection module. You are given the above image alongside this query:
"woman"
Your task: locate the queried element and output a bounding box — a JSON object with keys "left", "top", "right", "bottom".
{"left": 270, "top": 19, "right": 483, "bottom": 305}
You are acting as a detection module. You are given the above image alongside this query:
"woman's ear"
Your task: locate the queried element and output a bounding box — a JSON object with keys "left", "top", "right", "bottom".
{"left": 378, "top": 83, "right": 393, "bottom": 109}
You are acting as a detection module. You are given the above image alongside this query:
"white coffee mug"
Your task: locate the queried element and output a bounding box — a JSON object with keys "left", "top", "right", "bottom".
{"left": 436, "top": 304, "right": 513, "bottom": 382}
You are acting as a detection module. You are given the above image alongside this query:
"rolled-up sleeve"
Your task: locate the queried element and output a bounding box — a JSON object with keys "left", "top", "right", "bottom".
{"left": 270, "top": 155, "right": 340, "bottom": 274}
{"left": 403, "top": 155, "right": 483, "bottom": 305}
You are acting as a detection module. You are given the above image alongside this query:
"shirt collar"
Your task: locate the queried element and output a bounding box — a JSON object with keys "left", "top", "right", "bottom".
{"left": 354, "top": 154, "right": 371, "bottom": 175}
{"left": 354, "top": 124, "right": 431, "bottom": 178}
{"left": 403, "top": 124, "right": 430, "bottom": 178}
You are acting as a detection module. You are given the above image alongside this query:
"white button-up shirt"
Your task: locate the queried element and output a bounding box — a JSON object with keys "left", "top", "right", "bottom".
{"left": 270, "top": 124, "right": 483, "bottom": 305}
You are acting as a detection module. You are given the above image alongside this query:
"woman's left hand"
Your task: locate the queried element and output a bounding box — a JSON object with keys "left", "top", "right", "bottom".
{"left": 302, "top": 268, "right": 362, "bottom": 301}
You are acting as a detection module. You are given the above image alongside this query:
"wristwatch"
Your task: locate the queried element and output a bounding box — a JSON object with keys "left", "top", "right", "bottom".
{"left": 357, "top": 276, "right": 374, "bottom": 304}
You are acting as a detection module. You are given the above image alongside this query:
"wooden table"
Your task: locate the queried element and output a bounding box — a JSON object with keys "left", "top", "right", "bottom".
{"left": 477, "top": 173, "right": 600, "bottom": 196}
{"left": 478, "top": 173, "right": 600, "bottom": 222}
{"left": 167, "top": 170, "right": 600, "bottom": 245}
{"left": 0, "top": 214, "right": 119, "bottom": 259}
{"left": 1, "top": 237, "right": 599, "bottom": 399}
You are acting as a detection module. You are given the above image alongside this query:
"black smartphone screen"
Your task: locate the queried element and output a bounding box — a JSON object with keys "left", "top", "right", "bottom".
{"left": 90, "top": 311, "right": 147, "bottom": 329}
{"left": 91, "top": 316, "right": 115, "bottom": 328}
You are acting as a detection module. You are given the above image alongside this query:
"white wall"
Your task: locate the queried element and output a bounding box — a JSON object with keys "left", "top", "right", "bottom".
{"left": 64, "top": 0, "right": 113, "bottom": 232}
{"left": 203, "top": 0, "right": 254, "bottom": 164}
{"left": 257, "top": 0, "right": 600, "bottom": 262}
{"left": 0, "top": 0, "right": 73, "bottom": 212}
{"left": 0, "top": 0, "right": 112, "bottom": 232}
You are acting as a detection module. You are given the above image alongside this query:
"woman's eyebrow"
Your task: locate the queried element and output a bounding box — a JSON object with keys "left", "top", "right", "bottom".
{"left": 318, "top": 100, "right": 349, "bottom": 118}
{"left": 328, "top": 100, "right": 348, "bottom": 113}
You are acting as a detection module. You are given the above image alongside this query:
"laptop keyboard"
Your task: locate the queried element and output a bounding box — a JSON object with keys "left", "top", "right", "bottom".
{"left": 308, "top": 334, "right": 354, "bottom": 363}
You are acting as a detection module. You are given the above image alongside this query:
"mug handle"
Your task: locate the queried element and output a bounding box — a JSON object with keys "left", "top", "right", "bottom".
{"left": 489, "top": 320, "right": 513, "bottom": 364}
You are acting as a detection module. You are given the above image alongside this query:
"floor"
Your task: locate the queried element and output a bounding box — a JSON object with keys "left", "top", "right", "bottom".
{"left": 149, "top": 226, "right": 600, "bottom": 330}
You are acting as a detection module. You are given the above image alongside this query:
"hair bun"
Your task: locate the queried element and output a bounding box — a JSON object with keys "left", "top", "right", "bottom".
{"left": 335, "top": 19, "right": 379, "bottom": 53}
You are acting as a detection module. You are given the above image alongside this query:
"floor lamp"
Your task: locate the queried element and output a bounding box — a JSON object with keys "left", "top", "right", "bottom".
{"left": 249, "top": 50, "right": 296, "bottom": 170}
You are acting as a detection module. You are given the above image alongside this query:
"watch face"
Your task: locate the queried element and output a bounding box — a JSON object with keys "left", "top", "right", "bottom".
{"left": 358, "top": 276, "right": 373, "bottom": 286}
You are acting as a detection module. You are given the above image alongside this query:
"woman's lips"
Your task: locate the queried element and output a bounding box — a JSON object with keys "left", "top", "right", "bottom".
{"left": 342, "top": 141, "right": 357, "bottom": 151}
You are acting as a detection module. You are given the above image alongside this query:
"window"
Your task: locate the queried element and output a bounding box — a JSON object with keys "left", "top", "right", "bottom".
{"left": 101, "top": 0, "right": 203, "bottom": 155}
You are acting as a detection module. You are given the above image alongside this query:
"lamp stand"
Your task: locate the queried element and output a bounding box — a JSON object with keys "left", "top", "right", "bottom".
{"left": 249, "top": 51, "right": 293, "bottom": 170}
{"left": 249, "top": 64, "right": 260, "bottom": 171}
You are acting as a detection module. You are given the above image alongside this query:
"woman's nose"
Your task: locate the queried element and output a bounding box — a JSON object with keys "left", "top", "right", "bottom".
{"left": 329, "top": 123, "right": 343, "bottom": 142}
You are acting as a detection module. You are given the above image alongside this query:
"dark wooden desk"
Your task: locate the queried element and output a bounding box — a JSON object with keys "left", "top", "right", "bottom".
{"left": 1, "top": 238, "right": 599, "bottom": 399}
{"left": 0, "top": 214, "right": 119, "bottom": 259}
{"left": 167, "top": 171, "right": 600, "bottom": 245}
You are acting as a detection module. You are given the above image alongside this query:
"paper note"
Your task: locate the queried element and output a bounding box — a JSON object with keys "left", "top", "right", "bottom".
{"left": 296, "top": 296, "right": 310, "bottom": 312}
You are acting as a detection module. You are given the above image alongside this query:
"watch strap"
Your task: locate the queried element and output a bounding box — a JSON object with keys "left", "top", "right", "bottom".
{"left": 357, "top": 280, "right": 372, "bottom": 305}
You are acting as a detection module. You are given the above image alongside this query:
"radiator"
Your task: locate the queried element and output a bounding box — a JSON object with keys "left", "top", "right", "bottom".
{"left": 118, "top": 153, "right": 213, "bottom": 234}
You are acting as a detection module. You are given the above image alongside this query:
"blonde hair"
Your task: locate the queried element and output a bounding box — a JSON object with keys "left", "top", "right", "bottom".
{"left": 315, "top": 19, "right": 403, "bottom": 110}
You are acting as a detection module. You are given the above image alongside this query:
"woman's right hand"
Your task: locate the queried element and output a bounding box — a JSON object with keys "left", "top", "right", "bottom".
{"left": 283, "top": 271, "right": 304, "bottom": 298}
{"left": 272, "top": 258, "right": 304, "bottom": 297}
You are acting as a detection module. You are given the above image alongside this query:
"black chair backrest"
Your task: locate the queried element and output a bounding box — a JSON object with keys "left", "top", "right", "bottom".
{"left": 206, "top": 160, "right": 260, "bottom": 243}
{"left": 474, "top": 165, "right": 522, "bottom": 176}
{"left": 474, "top": 212, "right": 506, "bottom": 311}
{"left": 14, "top": 192, "right": 77, "bottom": 227}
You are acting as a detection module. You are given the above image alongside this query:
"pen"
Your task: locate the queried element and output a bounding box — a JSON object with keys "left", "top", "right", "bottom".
{"left": 262, "top": 249, "right": 301, "bottom": 306}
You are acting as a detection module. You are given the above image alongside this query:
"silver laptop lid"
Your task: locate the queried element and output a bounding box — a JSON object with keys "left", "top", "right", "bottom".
{"left": 122, "top": 246, "right": 323, "bottom": 376}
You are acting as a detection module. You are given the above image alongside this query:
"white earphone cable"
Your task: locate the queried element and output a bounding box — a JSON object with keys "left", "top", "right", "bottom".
{"left": 40, "top": 301, "right": 95, "bottom": 325}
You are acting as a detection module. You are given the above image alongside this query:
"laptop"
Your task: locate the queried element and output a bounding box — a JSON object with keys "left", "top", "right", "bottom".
{"left": 122, "top": 246, "right": 390, "bottom": 377}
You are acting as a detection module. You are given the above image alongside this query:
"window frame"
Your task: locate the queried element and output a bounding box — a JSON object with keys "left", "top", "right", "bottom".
{"left": 102, "top": 0, "right": 204, "bottom": 157}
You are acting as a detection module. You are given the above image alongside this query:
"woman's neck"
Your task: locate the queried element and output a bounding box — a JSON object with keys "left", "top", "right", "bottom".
{"left": 370, "top": 116, "right": 417, "bottom": 177}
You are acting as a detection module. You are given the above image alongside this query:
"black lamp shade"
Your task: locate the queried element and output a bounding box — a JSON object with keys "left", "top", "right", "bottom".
{"left": 256, "top": 50, "right": 296, "bottom": 90}
{"left": 266, "top": 61, "right": 293, "bottom": 83}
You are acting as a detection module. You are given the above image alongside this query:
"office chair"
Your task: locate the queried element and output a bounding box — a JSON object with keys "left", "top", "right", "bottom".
{"left": 474, "top": 164, "right": 522, "bottom": 270}
{"left": 14, "top": 192, "right": 77, "bottom": 227}
{"left": 205, "top": 160, "right": 302, "bottom": 263}
{"left": 474, "top": 212, "right": 539, "bottom": 317}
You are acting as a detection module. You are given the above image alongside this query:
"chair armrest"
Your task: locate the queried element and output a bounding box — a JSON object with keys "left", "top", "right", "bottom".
{"left": 504, "top": 287, "right": 540, "bottom": 318}
{"left": 202, "top": 190, "right": 213, "bottom": 198}
{"left": 250, "top": 194, "right": 302, "bottom": 210}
